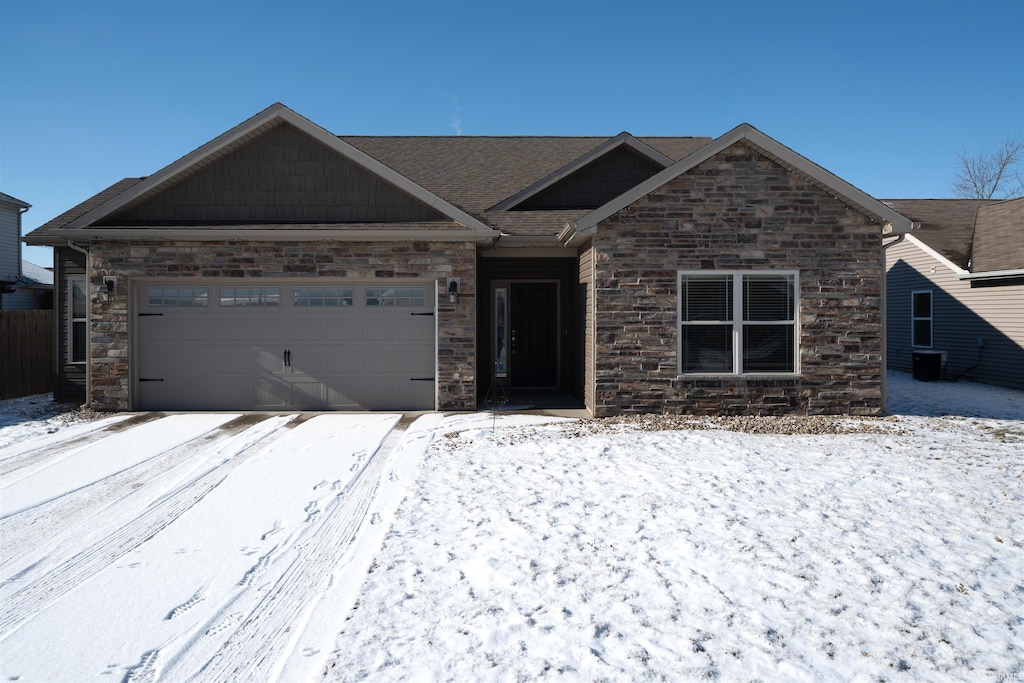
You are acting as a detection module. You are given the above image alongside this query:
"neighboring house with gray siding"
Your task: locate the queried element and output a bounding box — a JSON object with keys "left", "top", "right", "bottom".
{"left": 1, "top": 260, "right": 54, "bottom": 310}
{"left": 1, "top": 192, "right": 31, "bottom": 308}
{"left": 25, "top": 103, "right": 911, "bottom": 415}
{"left": 884, "top": 198, "right": 1024, "bottom": 390}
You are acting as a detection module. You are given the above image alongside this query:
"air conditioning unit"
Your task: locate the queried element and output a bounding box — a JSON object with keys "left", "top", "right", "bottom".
{"left": 911, "top": 350, "right": 946, "bottom": 382}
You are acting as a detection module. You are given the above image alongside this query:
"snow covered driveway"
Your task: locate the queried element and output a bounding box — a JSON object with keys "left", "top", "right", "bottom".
{"left": 0, "top": 410, "right": 440, "bottom": 681}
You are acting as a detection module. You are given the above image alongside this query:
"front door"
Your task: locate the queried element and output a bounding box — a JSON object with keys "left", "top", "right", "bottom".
{"left": 510, "top": 283, "right": 557, "bottom": 387}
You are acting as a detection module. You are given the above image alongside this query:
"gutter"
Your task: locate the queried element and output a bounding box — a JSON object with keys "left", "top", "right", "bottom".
{"left": 65, "top": 241, "right": 91, "bottom": 409}
{"left": 958, "top": 268, "right": 1024, "bottom": 281}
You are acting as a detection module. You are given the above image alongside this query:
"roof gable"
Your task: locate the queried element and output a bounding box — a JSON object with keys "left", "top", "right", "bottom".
{"left": 567, "top": 123, "right": 913, "bottom": 239}
{"left": 105, "top": 123, "right": 448, "bottom": 225}
{"left": 490, "top": 133, "right": 674, "bottom": 212}
{"left": 61, "top": 103, "right": 492, "bottom": 232}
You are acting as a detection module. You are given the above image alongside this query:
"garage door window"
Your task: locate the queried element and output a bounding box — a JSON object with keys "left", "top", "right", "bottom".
{"left": 69, "top": 276, "right": 87, "bottom": 364}
{"left": 294, "top": 287, "right": 354, "bottom": 307}
{"left": 365, "top": 287, "right": 426, "bottom": 307}
{"left": 146, "top": 287, "right": 209, "bottom": 308}
{"left": 219, "top": 288, "right": 281, "bottom": 307}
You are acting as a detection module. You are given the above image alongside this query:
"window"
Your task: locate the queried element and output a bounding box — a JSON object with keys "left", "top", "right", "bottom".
{"left": 294, "top": 287, "right": 354, "bottom": 307}
{"left": 219, "top": 287, "right": 281, "bottom": 307}
{"left": 911, "top": 290, "right": 932, "bottom": 347}
{"left": 678, "top": 271, "right": 798, "bottom": 374}
{"left": 146, "top": 287, "right": 209, "bottom": 308}
{"left": 365, "top": 287, "right": 426, "bottom": 307}
{"left": 69, "top": 276, "right": 87, "bottom": 364}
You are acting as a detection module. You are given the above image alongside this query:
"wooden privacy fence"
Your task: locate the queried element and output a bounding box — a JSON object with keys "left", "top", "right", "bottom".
{"left": 1, "top": 310, "right": 54, "bottom": 400}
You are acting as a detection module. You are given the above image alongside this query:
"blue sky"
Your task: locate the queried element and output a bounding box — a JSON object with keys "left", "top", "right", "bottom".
{"left": 2, "top": 0, "right": 1022, "bottom": 267}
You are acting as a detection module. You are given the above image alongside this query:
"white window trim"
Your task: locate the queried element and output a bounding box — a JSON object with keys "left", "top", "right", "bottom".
{"left": 677, "top": 270, "right": 800, "bottom": 376}
{"left": 911, "top": 289, "right": 933, "bottom": 348}
{"left": 68, "top": 275, "right": 87, "bottom": 365}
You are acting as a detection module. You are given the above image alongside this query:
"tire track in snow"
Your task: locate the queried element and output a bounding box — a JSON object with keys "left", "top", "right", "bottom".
{"left": 0, "top": 413, "right": 160, "bottom": 476}
{"left": 192, "top": 416, "right": 415, "bottom": 681}
{"left": 0, "top": 416, "right": 297, "bottom": 640}
{"left": 0, "top": 415, "right": 278, "bottom": 577}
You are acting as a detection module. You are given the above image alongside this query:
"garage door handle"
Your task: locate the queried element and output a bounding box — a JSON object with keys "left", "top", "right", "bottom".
{"left": 410, "top": 312, "right": 434, "bottom": 316}
{"left": 139, "top": 378, "right": 164, "bottom": 382}
{"left": 284, "top": 349, "right": 291, "bottom": 367}
{"left": 410, "top": 377, "right": 435, "bottom": 382}
{"left": 139, "top": 313, "right": 164, "bottom": 317}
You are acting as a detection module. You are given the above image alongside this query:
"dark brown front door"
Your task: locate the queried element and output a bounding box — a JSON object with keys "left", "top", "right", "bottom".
{"left": 510, "top": 283, "right": 557, "bottom": 387}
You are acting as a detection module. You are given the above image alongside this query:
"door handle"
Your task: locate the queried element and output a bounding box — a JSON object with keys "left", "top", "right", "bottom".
{"left": 284, "top": 349, "right": 291, "bottom": 367}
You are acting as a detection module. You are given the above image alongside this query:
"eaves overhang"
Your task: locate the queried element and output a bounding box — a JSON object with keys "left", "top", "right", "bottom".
{"left": 61, "top": 227, "right": 497, "bottom": 243}
{"left": 959, "top": 268, "right": 1024, "bottom": 281}
{"left": 61, "top": 103, "right": 495, "bottom": 235}
{"left": 560, "top": 123, "right": 913, "bottom": 244}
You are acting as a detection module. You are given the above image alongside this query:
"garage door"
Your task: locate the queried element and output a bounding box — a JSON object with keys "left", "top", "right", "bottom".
{"left": 135, "top": 282, "right": 436, "bottom": 410}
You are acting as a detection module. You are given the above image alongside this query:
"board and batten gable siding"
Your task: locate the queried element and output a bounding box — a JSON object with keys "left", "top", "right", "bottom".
{"left": 886, "top": 239, "right": 1024, "bottom": 390}
{"left": 106, "top": 124, "right": 448, "bottom": 225}
{"left": 589, "top": 142, "right": 884, "bottom": 416}
{"left": 0, "top": 203, "right": 21, "bottom": 283}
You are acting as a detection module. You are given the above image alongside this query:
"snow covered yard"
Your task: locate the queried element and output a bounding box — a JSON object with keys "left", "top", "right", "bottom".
{"left": 0, "top": 372, "right": 1021, "bottom": 682}
{"left": 322, "top": 375, "right": 1023, "bottom": 682}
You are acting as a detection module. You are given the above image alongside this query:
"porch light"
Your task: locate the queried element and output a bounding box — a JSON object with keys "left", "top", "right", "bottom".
{"left": 447, "top": 277, "right": 460, "bottom": 304}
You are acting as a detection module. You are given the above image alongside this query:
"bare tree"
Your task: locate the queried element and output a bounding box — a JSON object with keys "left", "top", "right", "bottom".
{"left": 951, "top": 136, "right": 1024, "bottom": 199}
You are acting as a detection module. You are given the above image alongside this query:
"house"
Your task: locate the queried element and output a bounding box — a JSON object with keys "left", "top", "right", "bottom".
{"left": 1, "top": 192, "right": 32, "bottom": 308}
{"left": 24, "top": 103, "right": 911, "bottom": 415}
{"left": 884, "top": 198, "right": 1024, "bottom": 390}
{"left": 1, "top": 260, "right": 54, "bottom": 311}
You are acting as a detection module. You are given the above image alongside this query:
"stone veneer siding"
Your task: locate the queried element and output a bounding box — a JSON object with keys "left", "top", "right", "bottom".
{"left": 85, "top": 239, "right": 476, "bottom": 411}
{"left": 591, "top": 142, "right": 884, "bottom": 417}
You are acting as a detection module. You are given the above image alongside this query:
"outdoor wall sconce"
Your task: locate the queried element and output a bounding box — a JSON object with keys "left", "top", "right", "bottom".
{"left": 447, "top": 277, "right": 460, "bottom": 304}
{"left": 100, "top": 276, "right": 116, "bottom": 302}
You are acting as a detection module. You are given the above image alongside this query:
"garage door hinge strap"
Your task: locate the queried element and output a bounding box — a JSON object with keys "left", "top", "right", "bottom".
{"left": 138, "top": 313, "right": 164, "bottom": 317}
{"left": 410, "top": 312, "right": 435, "bottom": 316}
{"left": 139, "top": 378, "right": 165, "bottom": 382}
{"left": 410, "top": 377, "right": 436, "bottom": 382}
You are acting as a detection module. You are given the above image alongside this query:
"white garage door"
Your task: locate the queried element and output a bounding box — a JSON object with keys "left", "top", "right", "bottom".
{"left": 135, "top": 282, "right": 436, "bottom": 410}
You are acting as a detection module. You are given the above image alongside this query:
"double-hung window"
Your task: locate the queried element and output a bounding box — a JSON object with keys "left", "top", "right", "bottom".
{"left": 678, "top": 271, "right": 798, "bottom": 375}
{"left": 69, "top": 275, "right": 87, "bottom": 364}
{"left": 911, "top": 290, "right": 932, "bottom": 347}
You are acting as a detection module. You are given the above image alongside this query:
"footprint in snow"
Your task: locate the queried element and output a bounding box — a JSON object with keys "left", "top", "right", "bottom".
{"left": 261, "top": 521, "right": 284, "bottom": 540}
{"left": 167, "top": 588, "right": 206, "bottom": 620}
{"left": 205, "top": 612, "right": 242, "bottom": 637}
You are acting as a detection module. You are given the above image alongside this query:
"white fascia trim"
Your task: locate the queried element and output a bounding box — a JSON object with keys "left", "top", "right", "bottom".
{"left": 959, "top": 268, "right": 1024, "bottom": 281}
{"left": 64, "top": 103, "right": 494, "bottom": 234}
{"left": 573, "top": 123, "right": 914, "bottom": 235}
{"left": 74, "top": 228, "right": 496, "bottom": 243}
{"left": 488, "top": 132, "right": 676, "bottom": 212}
{"left": 903, "top": 233, "right": 968, "bottom": 276}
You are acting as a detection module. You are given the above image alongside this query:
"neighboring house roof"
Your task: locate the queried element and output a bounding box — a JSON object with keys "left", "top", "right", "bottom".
{"left": 971, "top": 197, "right": 1024, "bottom": 274}
{"left": 19, "top": 260, "right": 53, "bottom": 288}
{"left": 0, "top": 192, "right": 31, "bottom": 210}
{"left": 881, "top": 199, "right": 992, "bottom": 269}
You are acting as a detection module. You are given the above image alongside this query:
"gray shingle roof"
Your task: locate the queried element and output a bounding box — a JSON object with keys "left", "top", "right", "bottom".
{"left": 971, "top": 198, "right": 1023, "bottom": 273}
{"left": 881, "top": 199, "right": 994, "bottom": 269}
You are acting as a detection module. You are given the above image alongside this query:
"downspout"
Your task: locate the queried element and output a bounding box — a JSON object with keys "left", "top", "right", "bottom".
{"left": 880, "top": 234, "right": 906, "bottom": 414}
{"left": 66, "top": 240, "right": 91, "bottom": 409}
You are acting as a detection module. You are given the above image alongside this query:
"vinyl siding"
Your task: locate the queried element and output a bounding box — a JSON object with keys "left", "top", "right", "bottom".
{"left": 886, "top": 239, "right": 1024, "bottom": 389}
{"left": 0, "top": 205, "right": 20, "bottom": 283}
